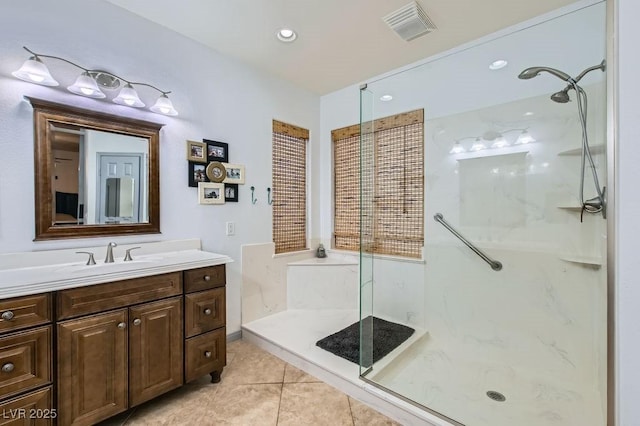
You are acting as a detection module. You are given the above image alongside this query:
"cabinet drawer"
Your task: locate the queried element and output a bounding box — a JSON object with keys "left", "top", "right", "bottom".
{"left": 0, "top": 386, "right": 53, "bottom": 426}
{"left": 57, "top": 272, "right": 182, "bottom": 320}
{"left": 0, "top": 294, "right": 51, "bottom": 334}
{"left": 184, "top": 265, "right": 225, "bottom": 293}
{"left": 0, "top": 327, "right": 51, "bottom": 400}
{"left": 185, "top": 328, "right": 226, "bottom": 383}
{"left": 185, "top": 288, "right": 225, "bottom": 338}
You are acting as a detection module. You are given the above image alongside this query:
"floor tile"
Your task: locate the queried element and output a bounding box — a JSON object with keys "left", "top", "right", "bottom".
{"left": 349, "top": 397, "right": 402, "bottom": 426}
{"left": 283, "top": 363, "right": 321, "bottom": 383}
{"left": 221, "top": 342, "right": 287, "bottom": 386}
{"left": 278, "top": 382, "right": 353, "bottom": 426}
{"left": 97, "top": 339, "right": 399, "bottom": 426}
{"left": 208, "top": 383, "right": 282, "bottom": 425}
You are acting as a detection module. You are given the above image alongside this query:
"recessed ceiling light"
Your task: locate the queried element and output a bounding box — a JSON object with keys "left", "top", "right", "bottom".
{"left": 524, "top": 111, "right": 534, "bottom": 116}
{"left": 380, "top": 94, "right": 393, "bottom": 102}
{"left": 489, "top": 59, "right": 508, "bottom": 70}
{"left": 277, "top": 28, "right": 297, "bottom": 42}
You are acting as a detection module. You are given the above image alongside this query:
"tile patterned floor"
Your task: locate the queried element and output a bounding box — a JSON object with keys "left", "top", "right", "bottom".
{"left": 99, "top": 339, "right": 400, "bottom": 426}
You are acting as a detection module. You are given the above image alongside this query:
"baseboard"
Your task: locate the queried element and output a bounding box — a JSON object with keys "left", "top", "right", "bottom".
{"left": 226, "top": 330, "right": 242, "bottom": 342}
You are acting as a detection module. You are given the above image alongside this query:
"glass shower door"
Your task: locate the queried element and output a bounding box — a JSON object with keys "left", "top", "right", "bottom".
{"left": 357, "top": 2, "right": 608, "bottom": 425}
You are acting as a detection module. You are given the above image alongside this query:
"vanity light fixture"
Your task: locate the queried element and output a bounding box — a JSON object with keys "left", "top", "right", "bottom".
{"left": 277, "top": 28, "right": 297, "bottom": 42}
{"left": 12, "top": 46, "right": 178, "bottom": 116}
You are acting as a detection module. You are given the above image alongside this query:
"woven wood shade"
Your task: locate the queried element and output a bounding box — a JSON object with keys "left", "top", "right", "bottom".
{"left": 332, "top": 110, "right": 424, "bottom": 258}
{"left": 272, "top": 120, "right": 308, "bottom": 254}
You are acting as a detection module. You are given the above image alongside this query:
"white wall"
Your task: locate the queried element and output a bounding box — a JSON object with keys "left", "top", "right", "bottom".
{"left": 0, "top": 0, "right": 320, "bottom": 335}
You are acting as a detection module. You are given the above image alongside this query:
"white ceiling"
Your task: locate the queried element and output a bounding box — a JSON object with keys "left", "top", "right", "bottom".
{"left": 105, "top": 0, "right": 579, "bottom": 95}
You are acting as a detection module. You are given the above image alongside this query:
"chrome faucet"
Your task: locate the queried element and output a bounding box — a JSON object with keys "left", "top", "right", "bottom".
{"left": 105, "top": 242, "right": 117, "bottom": 263}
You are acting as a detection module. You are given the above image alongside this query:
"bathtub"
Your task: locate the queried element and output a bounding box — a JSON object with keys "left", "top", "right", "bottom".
{"left": 286, "top": 253, "right": 358, "bottom": 310}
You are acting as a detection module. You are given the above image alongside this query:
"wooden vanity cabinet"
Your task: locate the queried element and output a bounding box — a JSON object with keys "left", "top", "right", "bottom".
{"left": 0, "top": 262, "right": 228, "bottom": 426}
{"left": 183, "top": 265, "right": 226, "bottom": 383}
{"left": 56, "top": 273, "right": 184, "bottom": 425}
{"left": 0, "top": 294, "right": 53, "bottom": 426}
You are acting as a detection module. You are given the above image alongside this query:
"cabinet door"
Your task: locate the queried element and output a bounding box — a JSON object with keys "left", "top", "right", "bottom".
{"left": 129, "top": 297, "right": 183, "bottom": 407}
{"left": 57, "top": 310, "right": 127, "bottom": 426}
{"left": 185, "top": 288, "right": 225, "bottom": 338}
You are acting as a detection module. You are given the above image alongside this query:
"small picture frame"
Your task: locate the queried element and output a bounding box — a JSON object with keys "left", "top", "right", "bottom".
{"left": 198, "top": 182, "right": 225, "bottom": 205}
{"left": 224, "top": 183, "right": 239, "bottom": 202}
{"left": 188, "top": 161, "right": 209, "bottom": 187}
{"left": 204, "top": 139, "right": 229, "bottom": 163}
{"left": 206, "top": 161, "right": 226, "bottom": 183}
{"left": 222, "top": 163, "right": 245, "bottom": 184}
{"left": 186, "top": 140, "right": 207, "bottom": 163}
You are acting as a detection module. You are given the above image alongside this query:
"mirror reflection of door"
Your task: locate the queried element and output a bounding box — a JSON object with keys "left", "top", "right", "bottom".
{"left": 98, "top": 154, "right": 142, "bottom": 224}
{"left": 50, "top": 124, "right": 84, "bottom": 225}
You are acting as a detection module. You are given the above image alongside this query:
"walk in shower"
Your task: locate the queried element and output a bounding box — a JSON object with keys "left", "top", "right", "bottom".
{"left": 358, "top": 2, "right": 608, "bottom": 425}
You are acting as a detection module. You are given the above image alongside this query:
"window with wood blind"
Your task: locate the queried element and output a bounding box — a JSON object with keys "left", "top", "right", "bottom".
{"left": 332, "top": 109, "right": 424, "bottom": 258}
{"left": 272, "top": 120, "right": 308, "bottom": 254}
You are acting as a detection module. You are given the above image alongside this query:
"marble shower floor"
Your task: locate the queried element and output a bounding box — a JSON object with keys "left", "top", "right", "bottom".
{"left": 243, "top": 309, "right": 605, "bottom": 426}
{"left": 98, "top": 338, "right": 399, "bottom": 426}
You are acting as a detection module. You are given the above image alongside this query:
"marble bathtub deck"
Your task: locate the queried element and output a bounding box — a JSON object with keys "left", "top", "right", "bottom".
{"left": 98, "top": 339, "right": 398, "bottom": 426}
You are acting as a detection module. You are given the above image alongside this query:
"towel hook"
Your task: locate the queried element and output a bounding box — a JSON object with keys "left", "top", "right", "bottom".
{"left": 250, "top": 186, "right": 257, "bottom": 204}
{"left": 267, "top": 187, "right": 273, "bottom": 205}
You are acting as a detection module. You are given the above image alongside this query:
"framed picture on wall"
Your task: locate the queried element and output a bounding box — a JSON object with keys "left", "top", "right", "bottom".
{"left": 198, "top": 182, "right": 225, "bottom": 205}
{"left": 206, "top": 161, "right": 227, "bottom": 183}
{"left": 204, "top": 139, "right": 229, "bottom": 163}
{"left": 222, "top": 163, "right": 245, "bottom": 184}
{"left": 188, "top": 161, "right": 209, "bottom": 187}
{"left": 186, "top": 140, "right": 207, "bottom": 163}
{"left": 224, "top": 184, "right": 239, "bottom": 202}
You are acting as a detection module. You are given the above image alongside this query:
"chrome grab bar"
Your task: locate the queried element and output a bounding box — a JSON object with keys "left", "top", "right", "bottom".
{"left": 433, "top": 213, "right": 502, "bottom": 271}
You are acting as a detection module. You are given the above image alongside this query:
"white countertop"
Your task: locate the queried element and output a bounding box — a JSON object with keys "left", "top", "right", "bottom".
{"left": 0, "top": 244, "right": 233, "bottom": 299}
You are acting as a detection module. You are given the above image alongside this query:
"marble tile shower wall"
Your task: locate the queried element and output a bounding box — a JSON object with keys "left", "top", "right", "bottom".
{"left": 418, "top": 84, "right": 607, "bottom": 396}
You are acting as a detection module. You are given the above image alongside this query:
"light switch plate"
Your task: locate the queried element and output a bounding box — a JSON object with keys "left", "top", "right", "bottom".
{"left": 225, "top": 221, "right": 235, "bottom": 236}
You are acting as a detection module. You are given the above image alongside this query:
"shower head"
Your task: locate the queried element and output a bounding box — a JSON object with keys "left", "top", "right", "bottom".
{"left": 550, "top": 87, "right": 571, "bottom": 103}
{"left": 518, "top": 66, "right": 572, "bottom": 82}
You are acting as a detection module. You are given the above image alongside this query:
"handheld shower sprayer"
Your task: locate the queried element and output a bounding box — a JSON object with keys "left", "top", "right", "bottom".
{"left": 518, "top": 60, "right": 607, "bottom": 219}
{"left": 517, "top": 66, "right": 572, "bottom": 82}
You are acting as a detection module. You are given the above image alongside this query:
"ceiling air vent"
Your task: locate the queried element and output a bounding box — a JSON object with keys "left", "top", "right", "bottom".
{"left": 383, "top": 1, "right": 436, "bottom": 42}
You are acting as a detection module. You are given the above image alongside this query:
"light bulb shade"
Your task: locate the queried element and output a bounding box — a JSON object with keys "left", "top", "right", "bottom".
{"left": 150, "top": 94, "right": 178, "bottom": 116}
{"left": 470, "top": 139, "right": 487, "bottom": 152}
{"left": 12, "top": 57, "right": 59, "bottom": 86}
{"left": 516, "top": 131, "right": 536, "bottom": 144}
{"left": 68, "top": 72, "right": 105, "bottom": 98}
{"left": 491, "top": 136, "right": 509, "bottom": 148}
{"left": 113, "top": 84, "right": 145, "bottom": 108}
{"left": 449, "top": 142, "right": 465, "bottom": 154}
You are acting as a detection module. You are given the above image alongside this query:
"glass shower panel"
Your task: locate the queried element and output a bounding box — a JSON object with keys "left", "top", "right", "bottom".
{"left": 359, "top": 86, "right": 375, "bottom": 374}
{"left": 358, "top": 2, "right": 607, "bottom": 425}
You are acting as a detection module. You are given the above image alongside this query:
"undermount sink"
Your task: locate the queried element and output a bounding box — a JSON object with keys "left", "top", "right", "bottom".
{"left": 56, "top": 259, "right": 159, "bottom": 274}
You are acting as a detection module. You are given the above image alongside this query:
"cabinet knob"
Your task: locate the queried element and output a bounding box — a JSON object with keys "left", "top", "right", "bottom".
{"left": 203, "top": 308, "right": 212, "bottom": 315}
{"left": 203, "top": 275, "right": 211, "bottom": 282}
{"left": 1, "top": 363, "right": 14, "bottom": 373}
{"left": 204, "top": 351, "right": 212, "bottom": 358}
{"left": 117, "top": 322, "right": 126, "bottom": 329}
{"left": 133, "top": 318, "right": 142, "bottom": 326}
{"left": 1, "top": 311, "right": 14, "bottom": 321}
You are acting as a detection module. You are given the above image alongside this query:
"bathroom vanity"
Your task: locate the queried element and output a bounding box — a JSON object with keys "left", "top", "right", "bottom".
{"left": 0, "top": 240, "right": 231, "bottom": 425}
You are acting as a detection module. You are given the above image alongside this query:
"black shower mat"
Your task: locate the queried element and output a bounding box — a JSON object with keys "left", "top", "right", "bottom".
{"left": 316, "top": 316, "right": 414, "bottom": 367}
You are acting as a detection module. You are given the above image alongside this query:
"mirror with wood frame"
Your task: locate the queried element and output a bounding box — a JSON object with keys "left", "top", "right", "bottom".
{"left": 28, "top": 97, "right": 162, "bottom": 240}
